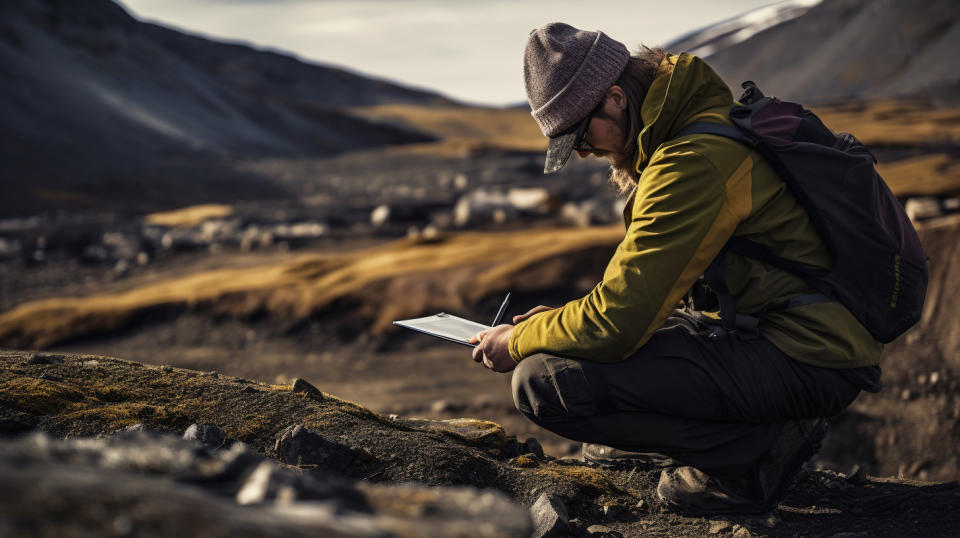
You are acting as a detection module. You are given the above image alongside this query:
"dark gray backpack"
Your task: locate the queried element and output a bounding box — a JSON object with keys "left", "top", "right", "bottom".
{"left": 679, "top": 82, "right": 928, "bottom": 344}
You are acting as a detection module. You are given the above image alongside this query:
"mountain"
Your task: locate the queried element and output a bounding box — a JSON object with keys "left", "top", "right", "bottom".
{"left": 0, "top": 0, "right": 452, "bottom": 216}
{"left": 666, "top": 0, "right": 960, "bottom": 103}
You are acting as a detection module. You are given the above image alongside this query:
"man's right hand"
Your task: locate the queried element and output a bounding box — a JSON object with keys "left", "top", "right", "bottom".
{"left": 512, "top": 305, "right": 555, "bottom": 324}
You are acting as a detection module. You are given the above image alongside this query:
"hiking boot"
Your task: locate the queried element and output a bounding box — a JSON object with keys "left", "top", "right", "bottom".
{"left": 581, "top": 443, "right": 681, "bottom": 470}
{"left": 656, "top": 418, "right": 828, "bottom": 515}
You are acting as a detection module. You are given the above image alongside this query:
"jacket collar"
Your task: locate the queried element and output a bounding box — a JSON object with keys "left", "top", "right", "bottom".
{"left": 633, "top": 53, "right": 735, "bottom": 173}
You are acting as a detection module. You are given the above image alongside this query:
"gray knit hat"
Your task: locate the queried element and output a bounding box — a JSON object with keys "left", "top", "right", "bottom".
{"left": 524, "top": 23, "right": 630, "bottom": 173}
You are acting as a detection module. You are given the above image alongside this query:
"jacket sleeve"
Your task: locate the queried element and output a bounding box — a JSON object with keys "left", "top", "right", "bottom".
{"left": 508, "top": 146, "right": 753, "bottom": 362}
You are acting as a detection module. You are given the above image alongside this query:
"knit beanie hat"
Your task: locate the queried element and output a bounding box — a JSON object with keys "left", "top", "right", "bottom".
{"left": 524, "top": 23, "right": 630, "bottom": 173}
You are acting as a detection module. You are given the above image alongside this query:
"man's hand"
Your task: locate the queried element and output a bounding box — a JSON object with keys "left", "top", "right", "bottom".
{"left": 468, "top": 324, "right": 516, "bottom": 373}
{"left": 512, "top": 305, "right": 555, "bottom": 323}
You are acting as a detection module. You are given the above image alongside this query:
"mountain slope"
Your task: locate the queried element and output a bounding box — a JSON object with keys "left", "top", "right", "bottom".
{"left": 666, "top": 0, "right": 960, "bottom": 103}
{"left": 0, "top": 0, "right": 448, "bottom": 216}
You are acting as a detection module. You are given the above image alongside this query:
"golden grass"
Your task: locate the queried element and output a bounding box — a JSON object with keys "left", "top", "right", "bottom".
{"left": 350, "top": 104, "right": 546, "bottom": 155}
{"left": 0, "top": 226, "right": 622, "bottom": 349}
{"left": 813, "top": 100, "right": 960, "bottom": 147}
{"left": 878, "top": 154, "right": 960, "bottom": 198}
{"left": 144, "top": 204, "right": 235, "bottom": 228}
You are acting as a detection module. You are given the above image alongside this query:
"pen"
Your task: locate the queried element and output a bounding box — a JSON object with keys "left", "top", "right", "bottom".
{"left": 491, "top": 292, "right": 511, "bottom": 326}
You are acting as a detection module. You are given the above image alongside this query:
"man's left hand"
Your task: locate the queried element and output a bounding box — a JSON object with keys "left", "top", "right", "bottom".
{"left": 469, "top": 324, "right": 516, "bottom": 373}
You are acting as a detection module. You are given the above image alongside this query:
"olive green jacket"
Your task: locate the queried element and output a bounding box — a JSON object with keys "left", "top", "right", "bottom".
{"left": 509, "top": 53, "right": 882, "bottom": 369}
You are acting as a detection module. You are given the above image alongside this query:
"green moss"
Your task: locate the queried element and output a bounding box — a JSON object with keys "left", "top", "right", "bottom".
{"left": 232, "top": 413, "right": 274, "bottom": 441}
{"left": 0, "top": 378, "right": 84, "bottom": 415}
{"left": 533, "top": 462, "right": 628, "bottom": 496}
{"left": 63, "top": 402, "right": 151, "bottom": 429}
{"left": 509, "top": 455, "right": 537, "bottom": 468}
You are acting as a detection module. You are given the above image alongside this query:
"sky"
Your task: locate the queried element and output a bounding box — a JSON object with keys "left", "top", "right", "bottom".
{"left": 117, "top": 0, "right": 780, "bottom": 106}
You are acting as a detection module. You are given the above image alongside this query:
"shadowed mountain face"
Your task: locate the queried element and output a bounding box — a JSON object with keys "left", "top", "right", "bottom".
{"left": 667, "top": 0, "right": 960, "bottom": 103}
{"left": 0, "top": 0, "right": 447, "bottom": 216}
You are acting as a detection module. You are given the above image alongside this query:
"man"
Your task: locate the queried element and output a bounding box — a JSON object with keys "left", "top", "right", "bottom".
{"left": 469, "top": 22, "right": 882, "bottom": 515}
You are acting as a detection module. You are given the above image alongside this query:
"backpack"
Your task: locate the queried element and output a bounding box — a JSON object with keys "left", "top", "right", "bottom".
{"left": 678, "top": 82, "right": 928, "bottom": 344}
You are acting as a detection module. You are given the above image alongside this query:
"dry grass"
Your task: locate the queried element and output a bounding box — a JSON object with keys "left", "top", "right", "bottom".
{"left": 350, "top": 104, "right": 546, "bottom": 156}
{"left": 0, "top": 226, "right": 622, "bottom": 349}
{"left": 878, "top": 154, "right": 960, "bottom": 198}
{"left": 144, "top": 204, "right": 235, "bottom": 228}
{"left": 813, "top": 100, "right": 960, "bottom": 147}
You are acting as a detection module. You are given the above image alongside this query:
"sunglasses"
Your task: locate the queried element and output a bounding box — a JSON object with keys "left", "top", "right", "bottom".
{"left": 573, "top": 102, "right": 604, "bottom": 153}
{"left": 573, "top": 115, "right": 594, "bottom": 153}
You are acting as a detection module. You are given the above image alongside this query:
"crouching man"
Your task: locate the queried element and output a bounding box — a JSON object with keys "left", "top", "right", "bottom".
{"left": 469, "top": 23, "right": 882, "bottom": 515}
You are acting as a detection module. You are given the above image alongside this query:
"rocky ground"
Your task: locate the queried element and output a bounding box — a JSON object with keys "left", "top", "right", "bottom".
{"left": 2, "top": 350, "right": 959, "bottom": 537}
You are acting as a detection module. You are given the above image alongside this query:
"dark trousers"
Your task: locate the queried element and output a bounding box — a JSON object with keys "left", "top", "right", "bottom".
{"left": 510, "top": 316, "right": 862, "bottom": 477}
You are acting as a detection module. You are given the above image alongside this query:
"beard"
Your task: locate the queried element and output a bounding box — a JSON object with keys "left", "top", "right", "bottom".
{"left": 607, "top": 151, "right": 639, "bottom": 194}
{"left": 591, "top": 108, "right": 639, "bottom": 194}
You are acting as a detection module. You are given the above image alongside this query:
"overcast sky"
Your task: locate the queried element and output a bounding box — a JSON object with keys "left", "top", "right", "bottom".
{"left": 117, "top": 0, "right": 779, "bottom": 106}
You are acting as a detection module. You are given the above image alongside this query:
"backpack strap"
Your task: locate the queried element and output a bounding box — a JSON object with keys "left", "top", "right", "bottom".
{"left": 674, "top": 121, "right": 757, "bottom": 146}
{"left": 673, "top": 121, "right": 835, "bottom": 335}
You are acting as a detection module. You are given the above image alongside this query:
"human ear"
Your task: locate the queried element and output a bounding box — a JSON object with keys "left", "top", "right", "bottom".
{"left": 606, "top": 85, "right": 627, "bottom": 111}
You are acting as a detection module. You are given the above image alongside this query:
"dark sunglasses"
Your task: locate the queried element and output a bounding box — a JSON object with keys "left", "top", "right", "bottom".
{"left": 572, "top": 115, "right": 594, "bottom": 153}
{"left": 573, "top": 102, "right": 604, "bottom": 152}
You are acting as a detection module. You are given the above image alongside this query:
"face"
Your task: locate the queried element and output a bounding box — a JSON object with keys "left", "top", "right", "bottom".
{"left": 575, "top": 86, "right": 628, "bottom": 159}
{"left": 573, "top": 86, "right": 634, "bottom": 187}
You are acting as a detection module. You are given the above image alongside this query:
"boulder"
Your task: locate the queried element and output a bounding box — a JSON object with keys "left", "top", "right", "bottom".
{"left": 275, "top": 425, "right": 355, "bottom": 471}
{"left": 530, "top": 493, "right": 572, "bottom": 538}
{"left": 182, "top": 424, "right": 226, "bottom": 448}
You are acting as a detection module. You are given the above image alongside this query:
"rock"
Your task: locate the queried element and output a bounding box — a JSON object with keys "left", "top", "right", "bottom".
{"left": 274, "top": 425, "right": 355, "bottom": 471}
{"left": 520, "top": 437, "right": 545, "bottom": 459}
{"left": 709, "top": 520, "right": 733, "bottom": 534}
{"left": 26, "top": 353, "right": 64, "bottom": 365}
{"left": 846, "top": 465, "right": 870, "bottom": 486}
{"left": 370, "top": 204, "right": 391, "bottom": 227}
{"left": 905, "top": 197, "right": 942, "bottom": 222}
{"left": 0, "top": 431, "right": 530, "bottom": 537}
{"left": 732, "top": 524, "right": 752, "bottom": 538}
{"left": 530, "top": 493, "right": 572, "bottom": 538}
{"left": 121, "top": 423, "right": 147, "bottom": 434}
{"left": 291, "top": 378, "right": 325, "bottom": 401}
{"left": 235, "top": 460, "right": 357, "bottom": 507}
{"left": 602, "top": 502, "right": 624, "bottom": 518}
{"left": 183, "top": 424, "right": 226, "bottom": 448}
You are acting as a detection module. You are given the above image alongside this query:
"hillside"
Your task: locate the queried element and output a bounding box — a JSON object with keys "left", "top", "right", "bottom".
{"left": 667, "top": 0, "right": 960, "bottom": 103}
{"left": 1, "top": 350, "right": 958, "bottom": 537}
{"left": 0, "top": 0, "right": 448, "bottom": 216}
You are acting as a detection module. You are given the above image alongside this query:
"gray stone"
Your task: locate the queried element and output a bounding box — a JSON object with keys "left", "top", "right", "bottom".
{"left": 183, "top": 424, "right": 226, "bottom": 448}
{"left": 530, "top": 493, "right": 572, "bottom": 538}
{"left": 235, "top": 460, "right": 353, "bottom": 506}
{"left": 26, "top": 353, "right": 64, "bottom": 365}
{"left": 275, "top": 425, "right": 355, "bottom": 471}
{"left": 291, "top": 378, "right": 325, "bottom": 401}
{"left": 122, "top": 423, "right": 147, "bottom": 434}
